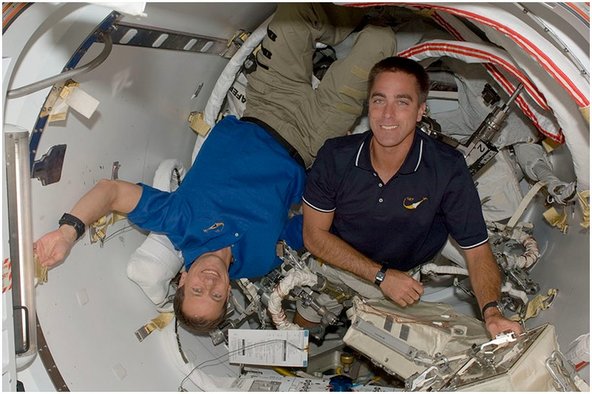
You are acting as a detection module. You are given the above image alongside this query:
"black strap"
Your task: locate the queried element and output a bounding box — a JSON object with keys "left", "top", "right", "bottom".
{"left": 241, "top": 117, "right": 305, "bottom": 168}
{"left": 481, "top": 300, "right": 500, "bottom": 318}
{"left": 58, "top": 212, "right": 85, "bottom": 240}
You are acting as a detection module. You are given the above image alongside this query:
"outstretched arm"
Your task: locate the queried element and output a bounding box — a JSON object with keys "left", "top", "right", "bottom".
{"left": 34, "top": 179, "right": 142, "bottom": 267}
{"left": 302, "top": 204, "right": 423, "bottom": 306}
{"left": 464, "top": 243, "right": 523, "bottom": 338}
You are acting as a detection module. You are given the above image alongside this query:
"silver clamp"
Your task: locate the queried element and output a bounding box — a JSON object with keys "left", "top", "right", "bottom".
{"left": 479, "top": 331, "right": 517, "bottom": 352}
{"left": 545, "top": 350, "right": 581, "bottom": 391}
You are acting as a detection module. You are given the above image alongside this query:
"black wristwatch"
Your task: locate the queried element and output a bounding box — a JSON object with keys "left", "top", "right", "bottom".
{"left": 481, "top": 301, "right": 503, "bottom": 319}
{"left": 58, "top": 213, "right": 86, "bottom": 241}
{"left": 374, "top": 265, "right": 388, "bottom": 287}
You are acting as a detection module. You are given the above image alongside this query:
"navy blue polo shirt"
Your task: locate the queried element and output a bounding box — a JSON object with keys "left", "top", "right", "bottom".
{"left": 303, "top": 129, "right": 488, "bottom": 271}
{"left": 128, "top": 115, "right": 306, "bottom": 279}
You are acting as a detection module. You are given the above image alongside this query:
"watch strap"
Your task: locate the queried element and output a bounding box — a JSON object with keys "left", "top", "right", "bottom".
{"left": 481, "top": 300, "right": 501, "bottom": 319}
{"left": 58, "top": 213, "right": 85, "bottom": 241}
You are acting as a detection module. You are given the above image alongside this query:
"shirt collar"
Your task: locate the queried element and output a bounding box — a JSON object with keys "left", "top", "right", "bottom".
{"left": 355, "top": 129, "right": 425, "bottom": 175}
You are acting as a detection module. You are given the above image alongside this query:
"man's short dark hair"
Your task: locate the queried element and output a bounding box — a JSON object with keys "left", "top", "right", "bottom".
{"left": 368, "top": 56, "right": 430, "bottom": 103}
{"left": 173, "top": 285, "right": 227, "bottom": 334}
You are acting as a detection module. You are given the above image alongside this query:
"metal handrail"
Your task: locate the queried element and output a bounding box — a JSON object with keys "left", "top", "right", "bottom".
{"left": 7, "top": 33, "right": 113, "bottom": 99}
{"left": 5, "top": 125, "right": 38, "bottom": 368}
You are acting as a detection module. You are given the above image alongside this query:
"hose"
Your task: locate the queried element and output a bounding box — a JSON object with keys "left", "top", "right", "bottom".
{"left": 7, "top": 33, "right": 113, "bottom": 99}
{"left": 513, "top": 233, "right": 540, "bottom": 269}
{"left": 267, "top": 269, "right": 318, "bottom": 330}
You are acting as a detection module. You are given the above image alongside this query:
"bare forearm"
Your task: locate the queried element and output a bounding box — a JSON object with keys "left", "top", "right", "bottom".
{"left": 470, "top": 264, "right": 501, "bottom": 312}
{"left": 35, "top": 179, "right": 142, "bottom": 267}
{"left": 304, "top": 227, "right": 380, "bottom": 282}
{"left": 304, "top": 223, "right": 424, "bottom": 306}
{"left": 465, "top": 242, "right": 524, "bottom": 337}
{"left": 465, "top": 243, "right": 501, "bottom": 310}
{"left": 302, "top": 204, "right": 423, "bottom": 306}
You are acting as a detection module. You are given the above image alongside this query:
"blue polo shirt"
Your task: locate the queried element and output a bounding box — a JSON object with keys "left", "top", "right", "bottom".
{"left": 303, "top": 129, "right": 488, "bottom": 271}
{"left": 128, "top": 115, "right": 306, "bottom": 279}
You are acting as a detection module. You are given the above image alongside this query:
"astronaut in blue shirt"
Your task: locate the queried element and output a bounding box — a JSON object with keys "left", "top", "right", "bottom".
{"left": 128, "top": 116, "right": 305, "bottom": 281}
{"left": 128, "top": 115, "right": 306, "bottom": 331}
{"left": 33, "top": 115, "right": 305, "bottom": 334}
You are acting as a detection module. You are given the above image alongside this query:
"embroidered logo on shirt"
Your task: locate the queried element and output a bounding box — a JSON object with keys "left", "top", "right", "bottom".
{"left": 403, "top": 197, "right": 428, "bottom": 210}
{"left": 203, "top": 222, "right": 224, "bottom": 233}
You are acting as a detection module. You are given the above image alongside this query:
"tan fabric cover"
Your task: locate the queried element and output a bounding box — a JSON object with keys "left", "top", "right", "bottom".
{"left": 343, "top": 297, "right": 489, "bottom": 379}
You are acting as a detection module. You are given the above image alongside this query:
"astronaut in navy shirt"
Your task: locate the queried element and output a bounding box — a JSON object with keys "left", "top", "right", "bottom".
{"left": 303, "top": 56, "right": 523, "bottom": 338}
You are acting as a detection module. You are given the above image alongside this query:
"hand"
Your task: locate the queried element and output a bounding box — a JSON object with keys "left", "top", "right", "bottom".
{"left": 33, "top": 227, "right": 77, "bottom": 268}
{"left": 380, "top": 269, "right": 424, "bottom": 307}
{"left": 483, "top": 309, "right": 524, "bottom": 338}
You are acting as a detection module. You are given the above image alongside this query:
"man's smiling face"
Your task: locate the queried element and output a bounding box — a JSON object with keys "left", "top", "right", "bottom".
{"left": 179, "top": 253, "right": 231, "bottom": 322}
{"left": 368, "top": 70, "right": 426, "bottom": 150}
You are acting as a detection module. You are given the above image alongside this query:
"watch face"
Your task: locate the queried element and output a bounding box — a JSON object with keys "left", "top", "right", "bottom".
{"left": 375, "top": 270, "right": 386, "bottom": 284}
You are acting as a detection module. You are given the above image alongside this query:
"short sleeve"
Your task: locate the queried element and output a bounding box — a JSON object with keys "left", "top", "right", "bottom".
{"left": 441, "top": 159, "right": 489, "bottom": 249}
{"left": 127, "top": 183, "right": 179, "bottom": 233}
{"left": 303, "top": 142, "right": 338, "bottom": 212}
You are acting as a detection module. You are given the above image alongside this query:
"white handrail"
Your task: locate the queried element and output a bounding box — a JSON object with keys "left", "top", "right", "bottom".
{"left": 4, "top": 125, "right": 37, "bottom": 369}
